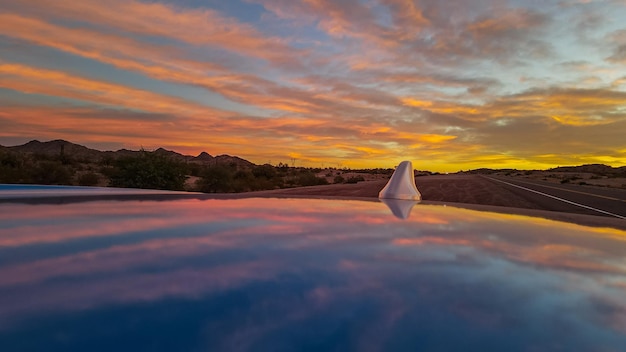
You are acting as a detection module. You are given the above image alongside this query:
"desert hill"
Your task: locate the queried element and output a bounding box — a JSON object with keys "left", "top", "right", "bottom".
{"left": 3, "top": 139, "right": 254, "bottom": 168}
{"left": 11, "top": 139, "right": 104, "bottom": 160}
{"left": 194, "top": 151, "right": 213, "bottom": 162}
{"left": 548, "top": 164, "right": 626, "bottom": 176}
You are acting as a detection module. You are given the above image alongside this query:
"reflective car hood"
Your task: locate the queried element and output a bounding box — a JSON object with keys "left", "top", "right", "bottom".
{"left": 1, "top": 196, "right": 625, "bottom": 351}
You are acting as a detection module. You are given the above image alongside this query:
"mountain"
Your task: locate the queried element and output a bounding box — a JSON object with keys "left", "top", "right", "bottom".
{"left": 548, "top": 164, "right": 626, "bottom": 176}
{"left": 9, "top": 139, "right": 104, "bottom": 161}
{"left": 194, "top": 152, "right": 214, "bottom": 162}
{"left": 214, "top": 155, "right": 255, "bottom": 168}
{"left": 4, "top": 139, "right": 255, "bottom": 166}
{"left": 105, "top": 148, "right": 140, "bottom": 159}
{"left": 153, "top": 147, "right": 189, "bottom": 162}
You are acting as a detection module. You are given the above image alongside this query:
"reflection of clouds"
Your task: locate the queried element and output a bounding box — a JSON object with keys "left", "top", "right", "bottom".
{"left": 0, "top": 261, "right": 279, "bottom": 329}
{"left": 1, "top": 198, "right": 626, "bottom": 349}
{"left": 0, "top": 199, "right": 328, "bottom": 247}
{"left": 392, "top": 209, "right": 626, "bottom": 277}
{"left": 0, "top": 235, "right": 239, "bottom": 287}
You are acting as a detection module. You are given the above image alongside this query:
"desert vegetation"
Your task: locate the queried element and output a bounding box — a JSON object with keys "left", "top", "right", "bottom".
{"left": 0, "top": 140, "right": 368, "bottom": 192}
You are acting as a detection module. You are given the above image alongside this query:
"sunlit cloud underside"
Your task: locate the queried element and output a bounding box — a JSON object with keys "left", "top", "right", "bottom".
{"left": 1, "top": 0, "right": 625, "bottom": 171}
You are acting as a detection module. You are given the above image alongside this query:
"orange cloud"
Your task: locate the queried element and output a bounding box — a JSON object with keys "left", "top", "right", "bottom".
{"left": 0, "top": 14, "right": 323, "bottom": 115}
{"left": 401, "top": 98, "right": 433, "bottom": 108}
{"left": 5, "top": 0, "right": 300, "bottom": 65}
{"left": 0, "top": 62, "right": 227, "bottom": 117}
{"left": 417, "top": 134, "right": 458, "bottom": 144}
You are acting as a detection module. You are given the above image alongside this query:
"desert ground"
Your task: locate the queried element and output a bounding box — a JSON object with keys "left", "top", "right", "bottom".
{"left": 489, "top": 170, "right": 626, "bottom": 189}
{"left": 246, "top": 174, "right": 626, "bottom": 230}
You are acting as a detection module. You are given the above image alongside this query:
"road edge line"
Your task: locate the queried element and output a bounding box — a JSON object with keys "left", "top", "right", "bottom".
{"left": 482, "top": 176, "right": 626, "bottom": 220}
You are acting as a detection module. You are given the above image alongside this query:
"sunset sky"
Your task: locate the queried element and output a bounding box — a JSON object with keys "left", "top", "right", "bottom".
{"left": 1, "top": 0, "right": 626, "bottom": 171}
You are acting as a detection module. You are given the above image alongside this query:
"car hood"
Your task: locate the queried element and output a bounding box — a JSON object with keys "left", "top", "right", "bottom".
{"left": 1, "top": 194, "right": 625, "bottom": 351}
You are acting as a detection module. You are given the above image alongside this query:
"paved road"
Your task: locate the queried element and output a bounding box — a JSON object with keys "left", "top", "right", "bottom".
{"left": 481, "top": 176, "right": 626, "bottom": 219}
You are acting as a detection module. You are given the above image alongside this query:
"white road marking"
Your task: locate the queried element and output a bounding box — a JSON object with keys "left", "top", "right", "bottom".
{"left": 483, "top": 176, "right": 626, "bottom": 220}
{"left": 501, "top": 178, "right": 626, "bottom": 202}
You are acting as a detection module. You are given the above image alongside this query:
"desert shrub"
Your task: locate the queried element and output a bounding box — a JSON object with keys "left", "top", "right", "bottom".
{"left": 334, "top": 175, "right": 345, "bottom": 184}
{"left": 345, "top": 175, "right": 365, "bottom": 184}
{"left": 297, "top": 172, "right": 328, "bottom": 186}
{"left": 31, "top": 161, "right": 72, "bottom": 185}
{"left": 31, "top": 153, "right": 53, "bottom": 162}
{"left": 232, "top": 169, "right": 257, "bottom": 192}
{"left": 78, "top": 172, "right": 100, "bottom": 186}
{"left": 252, "top": 164, "right": 277, "bottom": 179}
{"left": 560, "top": 178, "right": 570, "bottom": 184}
{"left": 99, "top": 155, "right": 115, "bottom": 166}
{"left": 197, "top": 165, "right": 287, "bottom": 193}
{"left": 197, "top": 165, "right": 234, "bottom": 193}
{"left": 99, "top": 165, "right": 117, "bottom": 178}
{"left": 187, "top": 163, "right": 202, "bottom": 177}
{"left": 0, "top": 151, "right": 30, "bottom": 183}
{"left": 109, "top": 151, "right": 186, "bottom": 190}
{"left": 0, "top": 151, "right": 19, "bottom": 168}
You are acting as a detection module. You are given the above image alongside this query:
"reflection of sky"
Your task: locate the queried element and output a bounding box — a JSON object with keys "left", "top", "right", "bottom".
{"left": 0, "top": 197, "right": 625, "bottom": 351}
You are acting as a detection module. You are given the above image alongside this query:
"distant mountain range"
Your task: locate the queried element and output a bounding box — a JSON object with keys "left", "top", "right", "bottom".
{"left": 466, "top": 164, "right": 626, "bottom": 175}
{"left": 1, "top": 139, "right": 255, "bottom": 168}
{"left": 548, "top": 164, "right": 626, "bottom": 175}
{"left": 3, "top": 140, "right": 625, "bottom": 175}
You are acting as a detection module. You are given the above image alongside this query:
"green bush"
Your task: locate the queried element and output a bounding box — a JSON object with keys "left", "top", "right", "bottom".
{"left": 109, "top": 150, "right": 186, "bottom": 190}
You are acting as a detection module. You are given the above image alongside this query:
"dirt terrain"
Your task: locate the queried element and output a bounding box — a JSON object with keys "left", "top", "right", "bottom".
{"left": 247, "top": 174, "right": 626, "bottom": 230}
{"left": 251, "top": 174, "right": 538, "bottom": 208}
{"left": 492, "top": 170, "right": 626, "bottom": 189}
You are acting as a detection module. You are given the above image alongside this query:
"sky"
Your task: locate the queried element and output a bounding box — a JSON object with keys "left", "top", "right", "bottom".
{"left": 1, "top": 0, "right": 626, "bottom": 171}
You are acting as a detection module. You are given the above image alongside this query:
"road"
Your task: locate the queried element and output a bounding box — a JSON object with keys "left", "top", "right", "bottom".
{"left": 231, "top": 174, "right": 626, "bottom": 224}
{"left": 480, "top": 176, "right": 626, "bottom": 219}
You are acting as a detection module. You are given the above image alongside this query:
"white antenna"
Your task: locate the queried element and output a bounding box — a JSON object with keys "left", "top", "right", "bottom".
{"left": 378, "top": 161, "right": 421, "bottom": 200}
